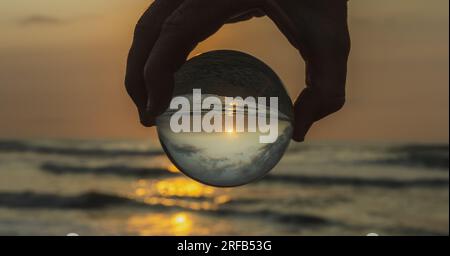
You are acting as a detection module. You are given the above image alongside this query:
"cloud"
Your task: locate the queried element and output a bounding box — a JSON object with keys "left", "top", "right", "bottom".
{"left": 167, "top": 142, "right": 202, "bottom": 156}
{"left": 18, "top": 15, "right": 64, "bottom": 26}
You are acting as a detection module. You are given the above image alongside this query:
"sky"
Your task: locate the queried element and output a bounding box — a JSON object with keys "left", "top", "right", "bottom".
{"left": 0, "top": 0, "right": 448, "bottom": 143}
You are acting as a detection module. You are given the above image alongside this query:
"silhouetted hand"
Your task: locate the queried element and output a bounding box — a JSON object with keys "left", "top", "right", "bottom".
{"left": 125, "top": 0, "right": 350, "bottom": 142}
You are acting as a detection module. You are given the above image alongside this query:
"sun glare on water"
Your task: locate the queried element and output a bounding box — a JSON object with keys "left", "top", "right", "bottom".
{"left": 127, "top": 212, "right": 194, "bottom": 236}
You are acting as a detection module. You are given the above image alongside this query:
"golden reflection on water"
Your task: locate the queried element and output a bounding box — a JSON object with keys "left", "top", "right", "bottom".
{"left": 127, "top": 212, "right": 195, "bottom": 236}
{"left": 129, "top": 177, "right": 231, "bottom": 211}
{"left": 126, "top": 169, "right": 232, "bottom": 235}
{"left": 126, "top": 164, "right": 231, "bottom": 236}
{"left": 156, "top": 178, "right": 215, "bottom": 197}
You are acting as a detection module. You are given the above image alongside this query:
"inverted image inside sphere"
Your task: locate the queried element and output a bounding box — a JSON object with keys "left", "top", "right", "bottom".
{"left": 156, "top": 50, "right": 293, "bottom": 187}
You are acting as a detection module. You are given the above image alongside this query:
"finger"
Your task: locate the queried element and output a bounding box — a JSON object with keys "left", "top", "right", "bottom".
{"left": 266, "top": 0, "right": 350, "bottom": 91}
{"left": 144, "top": 0, "right": 265, "bottom": 116}
{"left": 298, "top": 1, "right": 350, "bottom": 141}
{"left": 264, "top": 0, "right": 350, "bottom": 141}
{"left": 262, "top": 0, "right": 302, "bottom": 50}
{"left": 125, "top": 0, "right": 184, "bottom": 126}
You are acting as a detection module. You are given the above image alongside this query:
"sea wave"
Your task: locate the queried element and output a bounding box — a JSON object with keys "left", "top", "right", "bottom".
{"left": 286, "top": 143, "right": 449, "bottom": 170}
{"left": 365, "top": 144, "right": 449, "bottom": 169}
{"left": 261, "top": 174, "right": 449, "bottom": 189}
{"left": 0, "top": 191, "right": 143, "bottom": 209}
{"left": 41, "top": 163, "right": 177, "bottom": 178}
{"left": 0, "top": 191, "right": 331, "bottom": 226}
{"left": 0, "top": 140, "right": 163, "bottom": 158}
{"left": 39, "top": 163, "right": 449, "bottom": 189}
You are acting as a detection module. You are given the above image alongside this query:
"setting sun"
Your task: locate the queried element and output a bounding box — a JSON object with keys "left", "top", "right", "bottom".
{"left": 173, "top": 213, "right": 188, "bottom": 224}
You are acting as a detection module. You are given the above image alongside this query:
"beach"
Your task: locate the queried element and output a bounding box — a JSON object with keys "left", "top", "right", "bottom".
{"left": 0, "top": 139, "right": 447, "bottom": 236}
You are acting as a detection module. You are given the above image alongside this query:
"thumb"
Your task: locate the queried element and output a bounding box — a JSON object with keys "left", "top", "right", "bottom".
{"left": 139, "top": 106, "right": 156, "bottom": 127}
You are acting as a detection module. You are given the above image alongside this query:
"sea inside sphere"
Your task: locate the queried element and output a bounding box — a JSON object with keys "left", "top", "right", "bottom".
{"left": 156, "top": 50, "right": 293, "bottom": 187}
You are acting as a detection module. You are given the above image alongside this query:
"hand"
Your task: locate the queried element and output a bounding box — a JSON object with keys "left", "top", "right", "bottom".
{"left": 125, "top": 0, "right": 351, "bottom": 142}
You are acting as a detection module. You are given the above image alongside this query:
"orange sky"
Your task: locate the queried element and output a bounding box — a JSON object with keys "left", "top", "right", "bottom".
{"left": 0, "top": 0, "right": 448, "bottom": 142}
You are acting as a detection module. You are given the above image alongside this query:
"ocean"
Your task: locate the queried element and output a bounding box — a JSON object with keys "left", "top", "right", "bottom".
{"left": 0, "top": 139, "right": 448, "bottom": 236}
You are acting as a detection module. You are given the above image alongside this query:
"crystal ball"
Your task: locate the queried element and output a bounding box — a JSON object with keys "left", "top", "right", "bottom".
{"left": 156, "top": 50, "right": 293, "bottom": 187}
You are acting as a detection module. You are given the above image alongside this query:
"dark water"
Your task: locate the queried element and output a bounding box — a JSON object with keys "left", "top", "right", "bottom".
{"left": 0, "top": 139, "right": 448, "bottom": 235}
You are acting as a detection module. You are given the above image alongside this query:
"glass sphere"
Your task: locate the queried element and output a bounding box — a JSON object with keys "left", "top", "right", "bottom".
{"left": 156, "top": 50, "right": 293, "bottom": 187}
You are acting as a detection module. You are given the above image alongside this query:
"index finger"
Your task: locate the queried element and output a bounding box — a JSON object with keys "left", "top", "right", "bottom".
{"left": 125, "top": 0, "right": 184, "bottom": 126}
